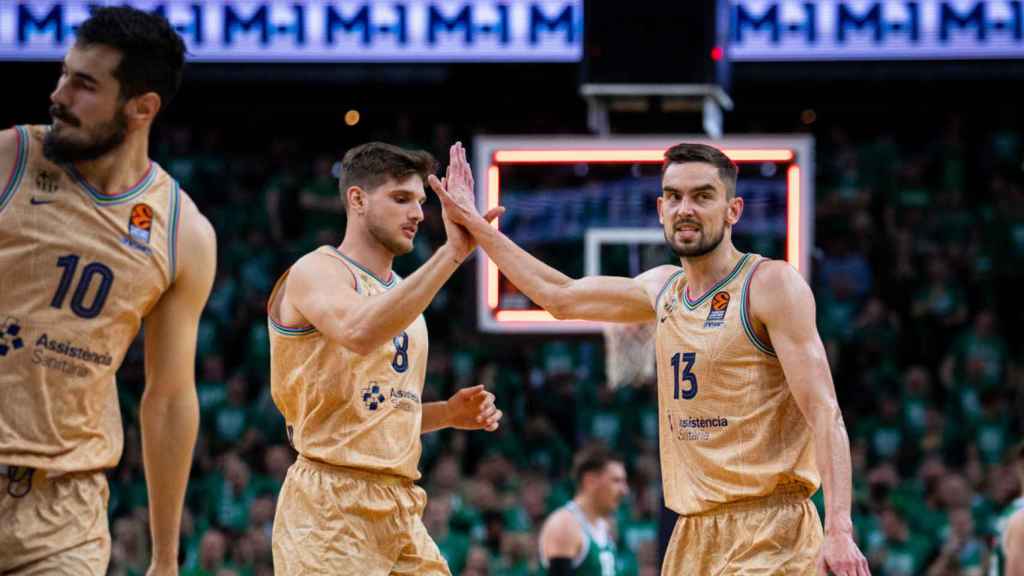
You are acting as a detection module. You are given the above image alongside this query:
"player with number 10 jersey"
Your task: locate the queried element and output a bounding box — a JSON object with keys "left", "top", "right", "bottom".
{"left": 0, "top": 7, "right": 217, "bottom": 574}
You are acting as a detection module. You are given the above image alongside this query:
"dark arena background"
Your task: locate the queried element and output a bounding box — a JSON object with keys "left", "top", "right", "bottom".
{"left": 2, "top": 1, "right": 1023, "bottom": 575}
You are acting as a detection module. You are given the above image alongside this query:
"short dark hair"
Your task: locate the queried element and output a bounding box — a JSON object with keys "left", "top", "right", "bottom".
{"left": 76, "top": 6, "right": 186, "bottom": 110}
{"left": 663, "top": 143, "right": 738, "bottom": 198}
{"left": 338, "top": 142, "right": 437, "bottom": 208}
{"left": 571, "top": 445, "right": 622, "bottom": 487}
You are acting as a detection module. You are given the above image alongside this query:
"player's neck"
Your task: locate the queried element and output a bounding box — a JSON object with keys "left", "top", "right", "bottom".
{"left": 337, "top": 233, "right": 394, "bottom": 282}
{"left": 71, "top": 131, "right": 151, "bottom": 197}
{"left": 574, "top": 495, "right": 605, "bottom": 525}
{"left": 680, "top": 242, "right": 743, "bottom": 298}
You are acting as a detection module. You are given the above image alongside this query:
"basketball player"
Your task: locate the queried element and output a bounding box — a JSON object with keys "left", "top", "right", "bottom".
{"left": 539, "top": 446, "right": 628, "bottom": 576}
{"left": 433, "top": 143, "right": 871, "bottom": 575}
{"left": 0, "top": 7, "right": 215, "bottom": 576}
{"left": 991, "top": 442, "right": 1024, "bottom": 576}
{"left": 267, "top": 141, "right": 504, "bottom": 575}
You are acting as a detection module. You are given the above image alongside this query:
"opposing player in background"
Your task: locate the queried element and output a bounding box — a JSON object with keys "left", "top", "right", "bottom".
{"left": 0, "top": 7, "right": 216, "bottom": 575}
{"left": 434, "top": 143, "right": 870, "bottom": 575}
{"left": 539, "top": 446, "right": 628, "bottom": 576}
{"left": 267, "top": 142, "right": 504, "bottom": 575}
{"left": 992, "top": 443, "right": 1024, "bottom": 575}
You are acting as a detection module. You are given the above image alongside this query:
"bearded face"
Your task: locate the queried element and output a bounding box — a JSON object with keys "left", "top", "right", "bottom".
{"left": 658, "top": 162, "right": 738, "bottom": 260}
{"left": 44, "top": 43, "right": 132, "bottom": 164}
{"left": 44, "top": 103, "right": 128, "bottom": 163}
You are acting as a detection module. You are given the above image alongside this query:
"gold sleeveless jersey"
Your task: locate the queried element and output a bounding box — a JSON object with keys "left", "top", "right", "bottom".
{"left": 268, "top": 247, "right": 429, "bottom": 480}
{"left": 654, "top": 253, "right": 819, "bottom": 516}
{"left": 0, "top": 125, "right": 182, "bottom": 472}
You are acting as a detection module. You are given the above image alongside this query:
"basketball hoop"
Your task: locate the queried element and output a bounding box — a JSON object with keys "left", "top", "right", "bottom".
{"left": 602, "top": 321, "right": 657, "bottom": 389}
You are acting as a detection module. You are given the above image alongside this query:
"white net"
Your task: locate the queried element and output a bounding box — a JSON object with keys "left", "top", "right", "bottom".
{"left": 602, "top": 321, "right": 657, "bottom": 389}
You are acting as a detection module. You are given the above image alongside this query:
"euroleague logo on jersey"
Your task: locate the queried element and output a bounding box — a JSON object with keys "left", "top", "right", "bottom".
{"left": 704, "top": 291, "right": 731, "bottom": 329}
{"left": 122, "top": 203, "right": 154, "bottom": 254}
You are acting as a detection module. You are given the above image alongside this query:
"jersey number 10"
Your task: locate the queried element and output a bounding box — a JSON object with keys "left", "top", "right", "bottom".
{"left": 51, "top": 255, "right": 114, "bottom": 319}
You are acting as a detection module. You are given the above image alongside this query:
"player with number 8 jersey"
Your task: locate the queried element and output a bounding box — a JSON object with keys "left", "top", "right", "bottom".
{"left": 267, "top": 142, "right": 504, "bottom": 575}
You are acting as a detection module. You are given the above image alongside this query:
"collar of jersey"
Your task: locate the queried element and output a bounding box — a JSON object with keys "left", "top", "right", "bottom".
{"left": 332, "top": 248, "right": 395, "bottom": 288}
{"left": 682, "top": 253, "right": 750, "bottom": 310}
{"left": 64, "top": 160, "right": 158, "bottom": 206}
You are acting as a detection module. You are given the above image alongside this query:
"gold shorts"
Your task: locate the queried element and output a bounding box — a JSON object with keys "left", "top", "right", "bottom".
{"left": 273, "top": 456, "right": 451, "bottom": 575}
{"left": 0, "top": 466, "right": 110, "bottom": 575}
{"left": 662, "top": 484, "right": 822, "bottom": 575}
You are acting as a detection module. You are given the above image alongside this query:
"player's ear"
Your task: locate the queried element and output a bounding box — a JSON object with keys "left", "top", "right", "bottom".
{"left": 347, "top": 186, "right": 367, "bottom": 215}
{"left": 726, "top": 196, "right": 743, "bottom": 226}
{"left": 656, "top": 196, "right": 665, "bottom": 224}
{"left": 125, "top": 92, "right": 161, "bottom": 128}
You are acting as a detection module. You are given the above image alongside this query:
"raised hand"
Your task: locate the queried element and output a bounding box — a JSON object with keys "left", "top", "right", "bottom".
{"left": 428, "top": 142, "right": 491, "bottom": 230}
{"left": 430, "top": 142, "right": 503, "bottom": 261}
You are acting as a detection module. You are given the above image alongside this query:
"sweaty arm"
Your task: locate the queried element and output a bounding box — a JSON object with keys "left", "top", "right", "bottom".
{"left": 750, "top": 261, "right": 870, "bottom": 576}
{"left": 466, "top": 215, "right": 670, "bottom": 323}
{"left": 286, "top": 242, "right": 463, "bottom": 354}
{"left": 427, "top": 154, "right": 666, "bottom": 323}
{"left": 540, "top": 509, "right": 584, "bottom": 575}
{"left": 141, "top": 199, "right": 217, "bottom": 572}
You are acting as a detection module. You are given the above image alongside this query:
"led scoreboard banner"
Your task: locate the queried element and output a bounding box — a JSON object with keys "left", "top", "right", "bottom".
{"left": 731, "top": 0, "right": 1024, "bottom": 61}
{"left": 0, "top": 1, "right": 582, "bottom": 62}
{"left": 473, "top": 136, "right": 815, "bottom": 334}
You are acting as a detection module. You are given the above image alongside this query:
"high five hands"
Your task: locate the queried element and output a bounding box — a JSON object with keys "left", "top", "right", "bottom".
{"left": 427, "top": 142, "right": 498, "bottom": 255}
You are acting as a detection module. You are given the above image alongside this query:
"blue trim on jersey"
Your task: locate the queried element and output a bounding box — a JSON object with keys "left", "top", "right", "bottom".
{"left": 65, "top": 159, "right": 158, "bottom": 206}
{"left": 0, "top": 125, "right": 29, "bottom": 214}
{"left": 681, "top": 253, "right": 750, "bottom": 311}
{"left": 655, "top": 269, "right": 684, "bottom": 312}
{"left": 167, "top": 181, "right": 181, "bottom": 283}
{"left": 740, "top": 258, "right": 776, "bottom": 356}
{"left": 268, "top": 317, "right": 317, "bottom": 336}
{"left": 331, "top": 248, "right": 396, "bottom": 288}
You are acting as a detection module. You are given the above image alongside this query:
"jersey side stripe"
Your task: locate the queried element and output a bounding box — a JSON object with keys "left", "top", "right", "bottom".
{"left": 167, "top": 180, "right": 181, "bottom": 285}
{"left": 740, "top": 258, "right": 776, "bottom": 356}
{"left": 0, "top": 125, "right": 29, "bottom": 213}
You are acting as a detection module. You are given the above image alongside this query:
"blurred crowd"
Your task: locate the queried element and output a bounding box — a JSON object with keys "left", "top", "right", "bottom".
{"left": 106, "top": 114, "right": 1023, "bottom": 576}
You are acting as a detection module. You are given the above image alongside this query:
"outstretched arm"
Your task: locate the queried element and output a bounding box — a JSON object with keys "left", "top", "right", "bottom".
{"left": 288, "top": 144, "right": 501, "bottom": 354}
{"left": 141, "top": 200, "right": 217, "bottom": 575}
{"left": 751, "top": 261, "right": 870, "bottom": 576}
{"left": 429, "top": 143, "right": 665, "bottom": 323}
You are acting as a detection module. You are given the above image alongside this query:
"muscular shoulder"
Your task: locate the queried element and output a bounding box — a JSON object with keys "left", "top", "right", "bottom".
{"left": 540, "top": 508, "right": 583, "bottom": 558}
{"left": 285, "top": 249, "right": 357, "bottom": 308}
{"left": 176, "top": 192, "right": 216, "bottom": 273}
{"left": 0, "top": 128, "right": 21, "bottom": 189}
{"left": 169, "top": 192, "right": 217, "bottom": 302}
{"left": 636, "top": 264, "right": 682, "bottom": 303}
{"left": 751, "top": 258, "right": 813, "bottom": 307}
